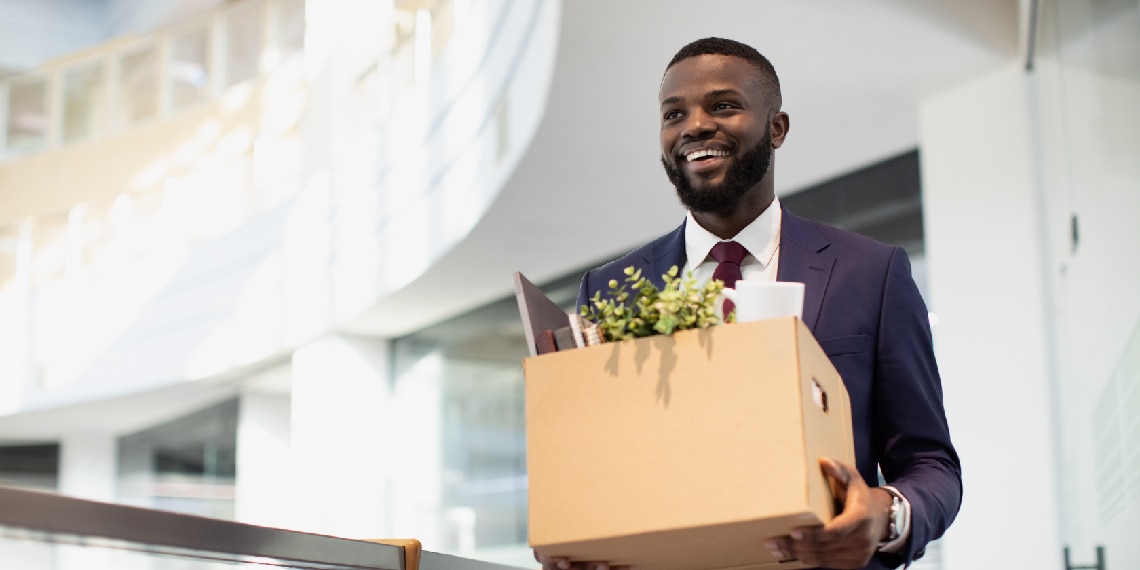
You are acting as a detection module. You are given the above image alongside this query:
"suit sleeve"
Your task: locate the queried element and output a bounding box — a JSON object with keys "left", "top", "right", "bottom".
{"left": 576, "top": 269, "right": 595, "bottom": 317}
{"left": 874, "top": 247, "right": 962, "bottom": 565}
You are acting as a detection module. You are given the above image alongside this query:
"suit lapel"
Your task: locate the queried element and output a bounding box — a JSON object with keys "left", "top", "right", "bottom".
{"left": 777, "top": 209, "right": 834, "bottom": 332}
{"left": 642, "top": 220, "right": 687, "bottom": 289}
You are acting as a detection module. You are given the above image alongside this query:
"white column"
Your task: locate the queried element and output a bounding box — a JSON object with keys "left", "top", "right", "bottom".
{"left": 58, "top": 433, "right": 116, "bottom": 502}
{"left": 235, "top": 389, "right": 293, "bottom": 528}
{"left": 290, "top": 334, "right": 393, "bottom": 539}
{"left": 918, "top": 64, "right": 1061, "bottom": 569}
{"left": 57, "top": 433, "right": 116, "bottom": 570}
{"left": 387, "top": 347, "right": 443, "bottom": 547}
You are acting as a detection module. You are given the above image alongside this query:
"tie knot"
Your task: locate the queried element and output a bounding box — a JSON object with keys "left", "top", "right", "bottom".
{"left": 710, "top": 241, "right": 748, "bottom": 265}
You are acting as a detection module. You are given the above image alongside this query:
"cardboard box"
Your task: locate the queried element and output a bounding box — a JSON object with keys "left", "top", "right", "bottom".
{"left": 525, "top": 317, "right": 855, "bottom": 570}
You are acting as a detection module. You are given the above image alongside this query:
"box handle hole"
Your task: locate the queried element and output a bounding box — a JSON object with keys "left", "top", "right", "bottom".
{"left": 811, "top": 377, "right": 829, "bottom": 413}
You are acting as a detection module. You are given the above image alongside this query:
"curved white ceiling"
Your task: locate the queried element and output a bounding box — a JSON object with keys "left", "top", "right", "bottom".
{"left": 344, "top": 0, "right": 1019, "bottom": 337}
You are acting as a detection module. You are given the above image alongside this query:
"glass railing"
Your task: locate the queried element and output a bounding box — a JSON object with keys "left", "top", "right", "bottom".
{"left": 0, "top": 485, "right": 526, "bottom": 570}
{"left": 0, "top": 0, "right": 307, "bottom": 299}
{"left": 0, "top": 0, "right": 305, "bottom": 161}
{"left": 0, "top": 0, "right": 460, "bottom": 298}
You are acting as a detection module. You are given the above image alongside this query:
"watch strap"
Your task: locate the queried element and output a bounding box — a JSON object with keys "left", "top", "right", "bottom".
{"left": 877, "top": 485, "right": 911, "bottom": 554}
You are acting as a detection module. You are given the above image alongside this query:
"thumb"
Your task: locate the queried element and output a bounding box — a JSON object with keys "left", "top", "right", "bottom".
{"left": 819, "top": 457, "right": 853, "bottom": 504}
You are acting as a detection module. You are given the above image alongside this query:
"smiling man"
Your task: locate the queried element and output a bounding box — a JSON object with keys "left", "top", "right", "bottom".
{"left": 539, "top": 38, "right": 962, "bottom": 570}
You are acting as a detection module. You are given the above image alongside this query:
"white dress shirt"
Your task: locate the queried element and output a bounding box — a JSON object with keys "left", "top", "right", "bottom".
{"left": 682, "top": 196, "right": 783, "bottom": 285}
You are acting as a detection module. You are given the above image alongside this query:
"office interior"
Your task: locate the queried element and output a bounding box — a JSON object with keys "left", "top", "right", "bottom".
{"left": 0, "top": 0, "right": 1137, "bottom": 568}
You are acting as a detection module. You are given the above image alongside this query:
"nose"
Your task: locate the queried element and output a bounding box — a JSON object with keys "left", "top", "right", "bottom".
{"left": 681, "top": 108, "right": 715, "bottom": 140}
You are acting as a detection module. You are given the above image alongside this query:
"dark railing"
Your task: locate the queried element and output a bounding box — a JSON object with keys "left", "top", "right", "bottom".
{"left": 0, "top": 485, "right": 526, "bottom": 570}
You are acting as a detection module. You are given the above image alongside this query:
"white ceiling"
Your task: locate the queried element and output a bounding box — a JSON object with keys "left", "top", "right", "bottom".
{"left": 0, "top": 0, "right": 1024, "bottom": 439}
{"left": 0, "top": 0, "right": 1022, "bottom": 337}
{"left": 345, "top": 0, "right": 1022, "bottom": 336}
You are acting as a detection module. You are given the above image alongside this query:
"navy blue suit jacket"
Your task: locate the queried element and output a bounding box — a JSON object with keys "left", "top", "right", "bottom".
{"left": 576, "top": 208, "right": 961, "bottom": 569}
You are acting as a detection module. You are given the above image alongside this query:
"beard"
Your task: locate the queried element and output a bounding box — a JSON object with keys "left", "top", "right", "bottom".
{"left": 662, "top": 129, "right": 772, "bottom": 215}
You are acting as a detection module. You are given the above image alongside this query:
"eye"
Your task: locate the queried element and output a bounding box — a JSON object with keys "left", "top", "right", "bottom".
{"left": 712, "top": 101, "right": 738, "bottom": 112}
{"left": 662, "top": 110, "right": 682, "bottom": 122}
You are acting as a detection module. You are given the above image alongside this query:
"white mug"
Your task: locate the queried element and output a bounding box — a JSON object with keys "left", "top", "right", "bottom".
{"left": 718, "top": 280, "right": 805, "bottom": 323}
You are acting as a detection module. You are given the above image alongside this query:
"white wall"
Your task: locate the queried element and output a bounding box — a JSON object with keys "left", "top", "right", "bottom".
{"left": 921, "top": 16, "right": 1140, "bottom": 565}
{"left": 290, "top": 334, "right": 394, "bottom": 538}
{"left": 1031, "top": 2, "right": 1140, "bottom": 563}
{"left": 59, "top": 432, "right": 116, "bottom": 501}
{"left": 236, "top": 387, "right": 292, "bottom": 528}
{"left": 919, "top": 64, "right": 1062, "bottom": 569}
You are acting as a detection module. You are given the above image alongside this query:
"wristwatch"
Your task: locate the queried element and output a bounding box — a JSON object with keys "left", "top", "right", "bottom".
{"left": 878, "top": 485, "right": 910, "bottom": 551}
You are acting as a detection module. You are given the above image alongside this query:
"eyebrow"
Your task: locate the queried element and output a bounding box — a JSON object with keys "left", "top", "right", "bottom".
{"left": 660, "top": 89, "right": 745, "bottom": 108}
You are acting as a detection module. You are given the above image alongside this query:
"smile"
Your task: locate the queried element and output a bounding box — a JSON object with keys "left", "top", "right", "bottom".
{"left": 685, "top": 148, "right": 730, "bottom": 162}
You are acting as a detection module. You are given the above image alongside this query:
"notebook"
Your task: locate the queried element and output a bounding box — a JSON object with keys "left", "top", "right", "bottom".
{"left": 513, "top": 272, "right": 572, "bottom": 357}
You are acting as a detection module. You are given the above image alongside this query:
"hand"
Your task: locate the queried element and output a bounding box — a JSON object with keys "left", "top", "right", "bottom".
{"left": 533, "top": 551, "right": 627, "bottom": 570}
{"left": 764, "top": 457, "right": 892, "bottom": 569}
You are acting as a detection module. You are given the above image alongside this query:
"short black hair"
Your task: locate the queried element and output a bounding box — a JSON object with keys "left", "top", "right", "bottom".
{"left": 665, "top": 37, "right": 782, "bottom": 110}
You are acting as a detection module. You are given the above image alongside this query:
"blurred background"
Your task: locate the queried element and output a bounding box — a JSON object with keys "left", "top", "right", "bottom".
{"left": 0, "top": 0, "right": 1136, "bottom": 568}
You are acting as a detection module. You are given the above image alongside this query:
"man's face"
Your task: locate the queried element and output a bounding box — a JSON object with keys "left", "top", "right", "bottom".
{"left": 659, "top": 54, "right": 776, "bottom": 215}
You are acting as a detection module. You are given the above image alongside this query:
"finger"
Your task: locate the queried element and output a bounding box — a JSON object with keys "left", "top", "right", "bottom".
{"left": 819, "top": 457, "right": 852, "bottom": 486}
{"left": 819, "top": 457, "right": 853, "bottom": 508}
{"left": 764, "top": 536, "right": 796, "bottom": 561}
{"left": 785, "top": 517, "right": 879, "bottom": 569}
{"left": 782, "top": 528, "right": 831, "bottom": 567}
{"left": 783, "top": 535, "right": 874, "bottom": 570}
{"left": 538, "top": 556, "right": 570, "bottom": 570}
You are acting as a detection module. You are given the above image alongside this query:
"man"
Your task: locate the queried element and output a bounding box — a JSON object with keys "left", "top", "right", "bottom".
{"left": 538, "top": 38, "right": 961, "bottom": 570}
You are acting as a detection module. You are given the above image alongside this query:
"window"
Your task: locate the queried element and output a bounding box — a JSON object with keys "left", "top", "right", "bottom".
{"left": 4, "top": 77, "right": 48, "bottom": 157}
{"left": 0, "top": 444, "right": 59, "bottom": 491}
{"left": 116, "top": 44, "right": 161, "bottom": 128}
{"left": 225, "top": 0, "right": 265, "bottom": 88}
{"left": 61, "top": 61, "right": 106, "bottom": 143}
{"left": 118, "top": 399, "right": 238, "bottom": 519}
{"left": 170, "top": 24, "right": 212, "bottom": 110}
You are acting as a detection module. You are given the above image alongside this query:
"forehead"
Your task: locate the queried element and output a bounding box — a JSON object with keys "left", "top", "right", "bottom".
{"left": 659, "top": 54, "right": 766, "bottom": 104}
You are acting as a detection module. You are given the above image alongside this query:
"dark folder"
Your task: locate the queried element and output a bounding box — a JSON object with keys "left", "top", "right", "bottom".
{"left": 513, "top": 272, "right": 571, "bottom": 357}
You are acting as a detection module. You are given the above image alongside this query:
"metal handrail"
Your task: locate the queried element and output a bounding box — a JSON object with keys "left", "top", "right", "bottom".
{"left": 0, "top": 485, "right": 526, "bottom": 570}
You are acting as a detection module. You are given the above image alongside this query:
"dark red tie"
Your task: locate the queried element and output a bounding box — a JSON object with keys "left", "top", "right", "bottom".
{"left": 710, "top": 241, "right": 749, "bottom": 317}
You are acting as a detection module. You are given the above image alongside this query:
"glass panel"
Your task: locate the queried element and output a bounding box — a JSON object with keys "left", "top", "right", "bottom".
{"left": 439, "top": 357, "right": 526, "bottom": 550}
{"left": 1035, "top": 0, "right": 1140, "bottom": 562}
{"left": 431, "top": 0, "right": 455, "bottom": 64}
{"left": 391, "top": 274, "right": 582, "bottom": 560}
{"left": 77, "top": 196, "right": 118, "bottom": 269}
{"left": 126, "top": 188, "right": 166, "bottom": 259}
{"left": 61, "top": 61, "right": 106, "bottom": 143}
{"left": 162, "top": 155, "right": 252, "bottom": 243}
{"left": 225, "top": 0, "right": 265, "bottom": 88}
{"left": 278, "top": 0, "right": 306, "bottom": 62}
{"left": 391, "top": 8, "right": 417, "bottom": 102}
{"left": 171, "top": 25, "right": 211, "bottom": 110}
{"left": 4, "top": 77, "right": 48, "bottom": 157}
{"left": 252, "top": 132, "right": 302, "bottom": 209}
{"left": 29, "top": 212, "right": 69, "bottom": 285}
{"left": 118, "top": 399, "right": 238, "bottom": 520}
{"left": 117, "top": 44, "right": 160, "bottom": 127}
{"left": 0, "top": 224, "right": 19, "bottom": 292}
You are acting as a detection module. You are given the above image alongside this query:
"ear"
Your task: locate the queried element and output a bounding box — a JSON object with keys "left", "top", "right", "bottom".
{"left": 770, "top": 111, "right": 790, "bottom": 149}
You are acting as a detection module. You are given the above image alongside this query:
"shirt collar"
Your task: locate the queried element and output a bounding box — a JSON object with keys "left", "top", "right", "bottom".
{"left": 684, "top": 195, "right": 782, "bottom": 268}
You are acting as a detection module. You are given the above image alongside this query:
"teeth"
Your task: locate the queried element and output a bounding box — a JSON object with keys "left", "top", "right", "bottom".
{"left": 685, "top": 149, "right": 729, "bottom": 161}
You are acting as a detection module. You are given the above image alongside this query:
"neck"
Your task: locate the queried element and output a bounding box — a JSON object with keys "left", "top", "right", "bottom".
{"left": 692, "top": 184, "right": 775, "bottom": 240}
